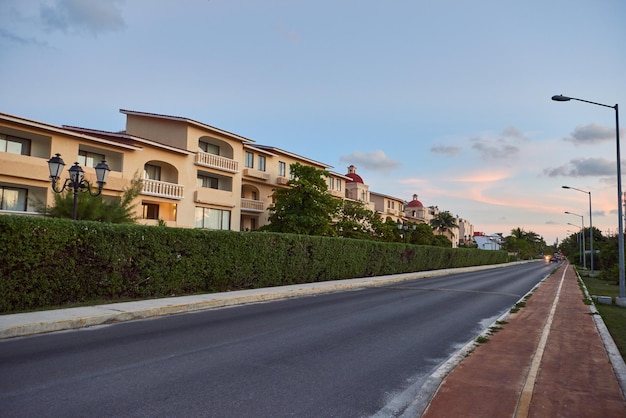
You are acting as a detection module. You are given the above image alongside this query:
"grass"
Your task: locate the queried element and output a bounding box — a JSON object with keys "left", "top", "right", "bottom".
{"left": 580, "top": 272, "right": 626, "bottom": 359}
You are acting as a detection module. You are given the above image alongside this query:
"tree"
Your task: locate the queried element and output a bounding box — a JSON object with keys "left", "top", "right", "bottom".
{"left": 409, "top": 223, "right": 439, "bottom": 245}
{"left": 334, "top": 200, "right": 385, "bottom": 240}
{"left": 35, "top": 174, "right": 142, "bottom": 223}
{"left": 429, "top": 211, "right": 458, "bottom": 236}
{"left": 262, "top": 163, "right": 341, "bottom": 235}
{"left": 503, "top": 227, "right": 547, "bottom": 259}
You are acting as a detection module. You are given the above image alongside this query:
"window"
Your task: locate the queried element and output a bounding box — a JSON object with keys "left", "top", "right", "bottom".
{"left": 336, "top": 179, "right": 342, "bottom": 191}
{"left": 258, "top": 155, "right": 266, "bottom": 171}
{"left": 143, "top": 164, "right": 161, "bottom": 181}
{"left": 329, "top": 177, "right": 334, "bottom": 190}
{"left": 78, "top": 150, "right": 106, "bottom": 168}
{"left": 0, "top": 134, "right": 31, "bottom": 156}
{"left": 142, "top": 203, "right": 159, "bottom": 220}
{"left": 278, "top": 161, "right": 286, "bottom": 177}
{"left": 199, "top": 141, "right": 219, "bottom": 155}
{"left": 0, "top": 186, "right": 28, "bottom": 211}
{"left": 195, "top": 207, "right": 231, "bottom": 230}
{"left": 245, "top": 151, "right": 254, "bottom": 168}
{"left": 197, "top": 174, "right": 219, "bottom": 189}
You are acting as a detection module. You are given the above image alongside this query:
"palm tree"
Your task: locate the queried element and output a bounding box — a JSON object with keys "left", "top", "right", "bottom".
{"left": 430, "top": 211, "right": 458, "bottom": 235}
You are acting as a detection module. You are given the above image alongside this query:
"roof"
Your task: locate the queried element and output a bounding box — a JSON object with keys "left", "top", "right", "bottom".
{"left": 407, "top": 194, "right": 424, "bottom": 208}
{"left": 0, "top": 112, "right": 141, "bottom": 151}
{"left": 63, "top": 126, "right": 194, "bottom": 155}
{"left": 119, "top": 109, "right": 255, "bottom": 144}
{"left": 345, "top": 172, "right": 364, "bottom": 183}
{"left": 253, "top": 145, "right": 332, "bottom": 169}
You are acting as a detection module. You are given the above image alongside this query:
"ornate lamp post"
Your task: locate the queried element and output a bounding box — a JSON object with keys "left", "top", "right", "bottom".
{"left": 47, "top": 153, "right": 110, "bottom": 220}
{"left": 552, "top": 94, "right": 624, "bottom": 302}
{"left": 562, "top": 186, "right": 594, "bottom": 277}
{"left": 397, "top": 221, "right": 417, "bottom": 243}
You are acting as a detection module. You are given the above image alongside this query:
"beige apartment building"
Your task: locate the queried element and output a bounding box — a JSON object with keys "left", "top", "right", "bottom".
{"left": 0, "top": 109, "right": 473, "bottom": 244}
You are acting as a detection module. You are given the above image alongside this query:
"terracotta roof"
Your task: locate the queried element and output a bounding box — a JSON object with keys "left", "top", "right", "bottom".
{"left": 407, "top": 194, "right": 424, "bottom": 208}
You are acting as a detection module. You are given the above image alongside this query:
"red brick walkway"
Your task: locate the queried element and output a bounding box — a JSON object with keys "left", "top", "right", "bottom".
{"left": 421, "top": 262, "right": 626, "bottom": 418}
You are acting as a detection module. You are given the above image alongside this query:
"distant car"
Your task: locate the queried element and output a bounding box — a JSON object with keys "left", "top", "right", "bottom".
{"left": 551, "top": 254, "right": 561, "bottom": 262}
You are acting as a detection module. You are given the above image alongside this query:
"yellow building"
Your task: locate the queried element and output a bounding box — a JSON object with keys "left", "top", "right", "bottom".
{"left": 0, "top": 109, "right": 474, "bottom": 241}
{"left": 0, "top": 110, "right": 347, "bottom": 231}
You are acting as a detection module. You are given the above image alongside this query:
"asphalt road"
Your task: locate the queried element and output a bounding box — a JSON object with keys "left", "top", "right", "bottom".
{"left": 0, "top": 261, "right": 554, "bottom": 417}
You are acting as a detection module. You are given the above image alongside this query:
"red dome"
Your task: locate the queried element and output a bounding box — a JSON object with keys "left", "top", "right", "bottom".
{"left": 346, "top": 173, "right": 364, "bottom": 183}
{"left": 345, "top": 165, "right": 364, "bottom": 183}
{"left": 407, "top": 194, "right": 424, "bottom": 207}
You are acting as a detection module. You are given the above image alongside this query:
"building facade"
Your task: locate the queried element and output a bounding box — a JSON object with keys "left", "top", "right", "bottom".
{"left": 0, "top": 109, "right": 474, "bottom": 243}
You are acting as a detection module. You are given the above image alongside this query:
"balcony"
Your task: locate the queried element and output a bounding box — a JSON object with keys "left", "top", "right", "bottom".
{"left": 276, "top": 176, "right": 289, "bottom": 185}
{"left": 195, "top": 152, "right": 239, "bottom": 173}
{"left": 240, "top": 198, "right": 264, "bottom": 212}
{"left": 243, "top": 168, "right": 270, "bottom": 181}
{"left": 141, "top": 179, "right": 184, "bottom": 200}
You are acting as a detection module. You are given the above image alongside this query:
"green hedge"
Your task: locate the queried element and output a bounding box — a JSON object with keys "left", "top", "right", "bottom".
{"left": 0, "top": 215, "right": 507, "bottom": 313}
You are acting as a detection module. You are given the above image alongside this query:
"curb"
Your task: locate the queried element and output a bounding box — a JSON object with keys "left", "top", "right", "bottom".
{"left": 577, "top": 273, "right": 626, "bottom": 400}
{"left": 0, "top": 263, "right": 524, "bottom": 339}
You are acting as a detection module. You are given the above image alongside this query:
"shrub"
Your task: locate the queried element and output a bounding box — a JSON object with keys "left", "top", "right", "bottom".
{"left": 0, "top": 215, "right": 507, "bottom": 313}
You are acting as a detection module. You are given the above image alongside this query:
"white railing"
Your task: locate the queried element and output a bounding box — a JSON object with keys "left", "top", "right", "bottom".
{"left": 141, "top": 179, "right": 184, "bottom": 199}
{"left": 240, "top": 198, "right": 264, "bottom": 211}
{"left": 195, "top": 152, "right": 239, "bottom": 173}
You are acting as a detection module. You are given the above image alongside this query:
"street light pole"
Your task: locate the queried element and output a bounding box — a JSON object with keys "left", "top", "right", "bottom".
{"left": 552, "top": 94, "right": 624, "bottom": 302}
{"left": 567, "top": 222, "right": 583, "bottom": 265}
{"left": 563, "top": 186, "right": 594, "bottom": 277}
{"left": 565, "top": 211, "right": 586, "bottom": 269}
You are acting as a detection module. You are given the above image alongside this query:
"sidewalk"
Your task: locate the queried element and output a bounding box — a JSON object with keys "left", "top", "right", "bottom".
{"left": 420, "top": 262, "right": 626, "bottom": 417}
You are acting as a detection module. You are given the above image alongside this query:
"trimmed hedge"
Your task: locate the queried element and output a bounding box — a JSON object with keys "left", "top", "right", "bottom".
{"left": 0, "top": 215, "right": 507, "bottom": 313}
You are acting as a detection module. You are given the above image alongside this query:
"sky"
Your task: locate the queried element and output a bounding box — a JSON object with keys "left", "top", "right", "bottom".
{"left": 1, "top": 0, "right": 625, "bottom": 245}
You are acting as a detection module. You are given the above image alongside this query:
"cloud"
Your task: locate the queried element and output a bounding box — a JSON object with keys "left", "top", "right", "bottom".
{"left": 562, "top": 123, "right": 616, "bottom": 145}
{"left": 40, "top": 0, "right": 125, "bottom": 35}
{"left": 543, "top": 157, "right": 614, "bottom": 177}
{"left": 0, "top": 28, "right": 49, "bottom": 47}
{"left": 339, "top": 149, "right": 401, "bottom": 172}
{"left": 469, "top": 126, "right": 527, "bottom": 160}
{"left": 430, "top": 145, "right": 461, "bottom": 157}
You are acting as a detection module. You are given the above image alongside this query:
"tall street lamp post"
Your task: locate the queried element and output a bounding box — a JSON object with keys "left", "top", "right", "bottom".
{"left": 47, "top": 153, "right": 110, "bottom": 220}
{"left": 565, "top": 211, "right": 586, "bottom": 269}
{"left": 552, "top": 94, "right": 625, "bottom": 303}
{"left": 562, "top": 186, "right": 594, "bottom": 277}
{"left": 567, "top": 222, "right": 583, "bottom": 265}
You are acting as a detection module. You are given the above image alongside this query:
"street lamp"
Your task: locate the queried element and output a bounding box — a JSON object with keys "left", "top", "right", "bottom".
{"left": 47, "top": 153, "right": 110, "bottom": 220}
{"left": 552, "top": 94, "right": 624, "bottom": 302}
{"left": 565, "top": 211, "right": 586, "bottom": 269}
{"left": 562, "top": 186, "right": 594, "bottom": 277}
{"left": 567, "top": 222, "right": 583, "bottom": 265}
{"left": 397, "top": 221, "right": 417, "bottom": 242}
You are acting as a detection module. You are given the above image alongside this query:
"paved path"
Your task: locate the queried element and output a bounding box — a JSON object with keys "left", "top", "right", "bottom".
{"left": 421, "top": 262, "right": 626, "bottom": 417}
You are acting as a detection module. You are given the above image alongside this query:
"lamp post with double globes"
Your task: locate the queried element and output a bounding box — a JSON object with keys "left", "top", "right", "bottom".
{"left": 47, "top": 153, "right": 110, "bottom": 220}
{"left": 397, "top": 220, "right": 417, "bottom": 243}
{"left": 552, "top": 94, "right": 624, "bottom": 302}
{"left": 562, "top": 186, "right": 594, "bottom": 277}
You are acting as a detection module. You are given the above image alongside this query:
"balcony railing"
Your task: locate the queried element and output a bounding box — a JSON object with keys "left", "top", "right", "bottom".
{"left": 141, "top": 179, "right": 184, "bottom": 200}
{"left": 195, "top": 152, "right": 239, "bottom": 173}
{"left": 240, "top": 198, "right": 264, "bottom": 212}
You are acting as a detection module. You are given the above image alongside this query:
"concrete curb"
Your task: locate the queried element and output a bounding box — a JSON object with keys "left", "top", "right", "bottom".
{"left": 399, "top": 267, "right": 551, "bottom": 417}
{"left": 0, "top": 262, "right": 527, "bottom": 339}
{"left": 577, "top": 273, "right": 626, "bottom": 400}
